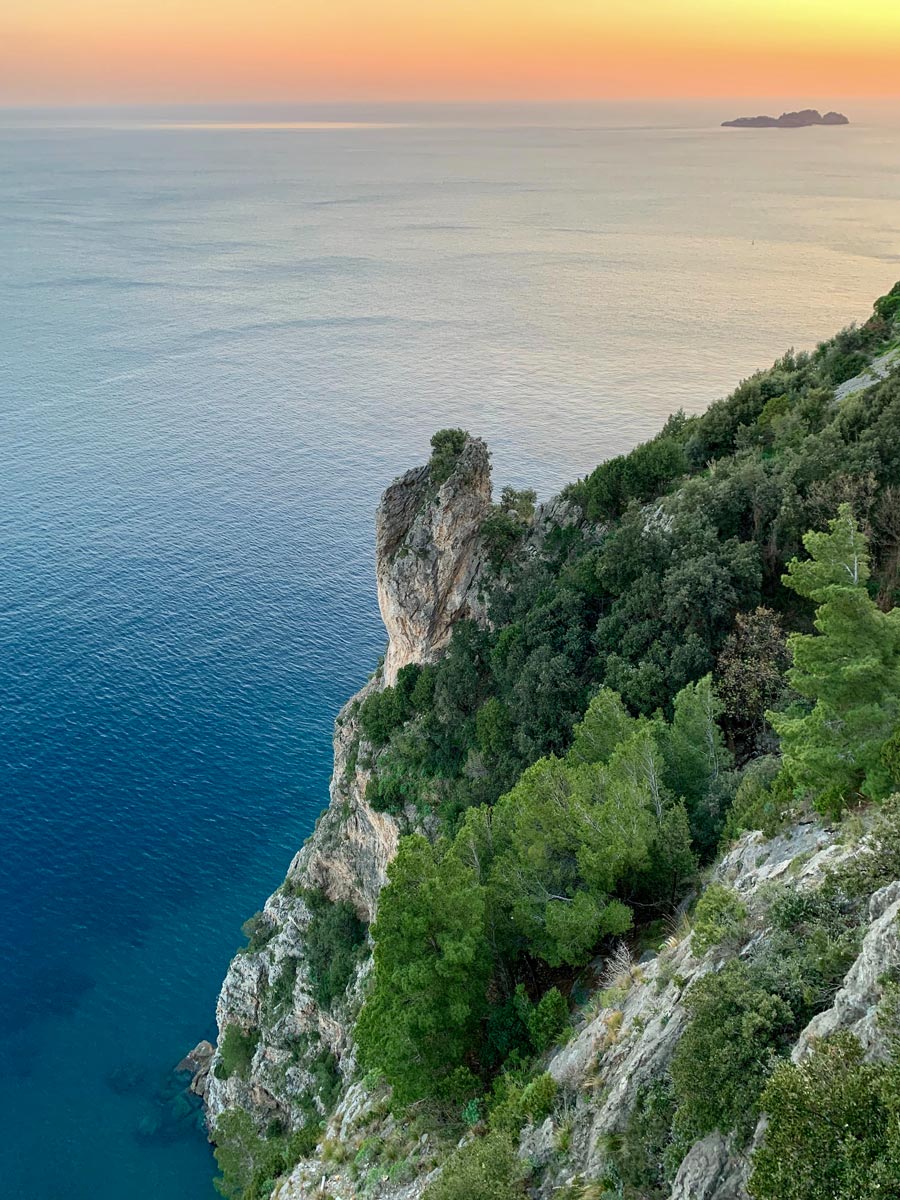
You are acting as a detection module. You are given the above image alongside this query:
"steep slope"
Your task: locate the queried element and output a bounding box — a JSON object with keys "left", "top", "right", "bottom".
{"left": 190, "top": 435, "right": 493, "bottom": 1132}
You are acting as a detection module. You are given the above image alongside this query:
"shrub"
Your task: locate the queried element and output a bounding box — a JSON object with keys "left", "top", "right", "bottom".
{"left": 429, "top": 428, "right": 469, "bottom": 487}
{"left": 303, "top": 889, "right": 367, "bottom": 1010}
{"left": 213, "top": 1108, "right": 321, "bottom": 1200}
{"left": 241, "top": 911, "right": 276, "bottom": 953}
{"left": 691, "top": 884, "right": 747, "bottom": 955}
{"left": 749, "top": 1032, "right": 900, "bottom": 1200}
{"left": 670, "top": 961, "right": 795, "bottom": 1142}
{"left": 605, "top": 1079, "right": 678, "bottom": 1199}
{"left": 422, "top": 1130, "right": 526, "bottom": 1200}
{"left": 826, "top": 794, "right": 900, "bottom": 900}
{"left": 359, "top": 686, "right": 405, "bottom": 747}
{"left": 721, "top": 756, "right": 786, "bottom": 842}
{"left": 518, "top": 1072, "right": 557, "bottom": 1125}
{"left": 527, "top": 987, "right": 569, "bottom": 1053}
{"left": 216, "top": 1024, "right": 260, "bottom": 1082}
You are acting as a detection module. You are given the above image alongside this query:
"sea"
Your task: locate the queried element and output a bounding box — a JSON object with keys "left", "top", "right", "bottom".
{"left": 2, "top": 100, "right": 899, "bottom": 1200}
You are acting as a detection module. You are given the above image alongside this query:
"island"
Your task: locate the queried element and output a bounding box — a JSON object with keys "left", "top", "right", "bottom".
{"left": 723, "top": 108, "right": 849, "bottom": 128}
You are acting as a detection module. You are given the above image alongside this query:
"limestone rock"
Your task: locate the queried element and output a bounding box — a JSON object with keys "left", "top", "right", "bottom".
{"left": 376, "top": 435, "right": 491, "bottom": 686}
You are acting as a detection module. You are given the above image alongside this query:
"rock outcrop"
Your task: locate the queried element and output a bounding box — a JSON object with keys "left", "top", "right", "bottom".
{"left": 194, "top": 437, "right": 493, "bottom": 1135}
{"left": 722, "top": 109, "right": 849, "bottom": 128}
{"left": 376, "top": 435, "right": 491, "bottom": 686}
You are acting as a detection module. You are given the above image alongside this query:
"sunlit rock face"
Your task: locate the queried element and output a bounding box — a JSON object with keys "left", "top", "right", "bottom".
{"left": 376, "top": 435, "right": 491, "bottom": 687}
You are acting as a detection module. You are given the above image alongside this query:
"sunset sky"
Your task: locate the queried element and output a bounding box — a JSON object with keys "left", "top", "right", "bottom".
{"left": 4, "top": 0, "right": 900, "bottom": 106}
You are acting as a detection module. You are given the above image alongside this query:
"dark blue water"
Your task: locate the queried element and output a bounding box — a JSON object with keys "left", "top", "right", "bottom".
{"left": 3, "top": 102, "right": 900, "bottom": 1199}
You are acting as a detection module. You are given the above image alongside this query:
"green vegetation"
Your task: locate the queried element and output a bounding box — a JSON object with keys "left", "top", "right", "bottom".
{"left": 768, "top": 506, "right": 900, "bottom": 816}
{"left": 213, "top": 1109, "right": 320, "bottom": 1200}
{"left": 302, "top": 888, "right": 368, "bottom": 1009}
{"left": 354, "top": 835, "right": 491, "bottom": 1106}
{"left": 422, "top": 1130, "right": 525, "bottom": 1200}
{"left": 429, "top": 428, "right": 469, "bottom": 487}
{"left": 217, "top": 286, "right": 900, "bottom": 1198}
{"left": 749, "top": 1019, "right": 900, "bottom": 1200}
{"left": 690, "top": 883, "right": 747, "bottom": 954}
{"left": 671, "top": 960, "right": 796, "bottom": 1142}
{"left": 215, "top": 1024, "right": 260, "bottom": 1082}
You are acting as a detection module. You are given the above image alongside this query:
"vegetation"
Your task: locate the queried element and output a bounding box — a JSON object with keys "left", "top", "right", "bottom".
{"left": 215, "top": 1024, "right": 260, "bottom": 1082}
{"left": 213, "top": 1109, "right": 320, "bottom": 1200}
{"left": 768, "top": 506, "right": 900, "bottom": 816}
{"left": 302, "top": 888, "right": 368, "bottom": 1009}
{"left": 422, "top": 1130, "right": 526, "bottom": 1200}
{"left": 217, "top": 286, "right": 900, "bottom": 1198}
{"left": 749, "top": 1017, "right": 900, "bottom": 1199}
{"left": 690, "top": 883, "right": 747, "bottom": 954}
{"left": 354, "top": 835, "right": 491, "bottom": 1106}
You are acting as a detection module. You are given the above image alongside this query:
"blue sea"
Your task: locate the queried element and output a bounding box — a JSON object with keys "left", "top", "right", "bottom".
{"left": 2, "top": 100, "right": 900, "bottom": 1200}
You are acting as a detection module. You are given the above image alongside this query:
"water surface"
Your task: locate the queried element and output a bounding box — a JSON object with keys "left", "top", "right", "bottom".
{"left": 2, "top": 101, "right": 899, "bottom": 1199}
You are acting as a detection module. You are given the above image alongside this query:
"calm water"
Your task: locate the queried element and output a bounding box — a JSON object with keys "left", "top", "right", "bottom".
{"left": 2, "top": 101, "right": 899, "bottom": 1199}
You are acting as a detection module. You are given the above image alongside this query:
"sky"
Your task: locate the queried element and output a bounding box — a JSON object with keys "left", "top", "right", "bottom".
{"left": 3, "top": 0, "right": 900, "bottom": 107}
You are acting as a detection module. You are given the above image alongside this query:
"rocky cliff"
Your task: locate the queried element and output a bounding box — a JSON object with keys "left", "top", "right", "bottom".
{"left": 253, "top": 815, "right": 900, "bottom": 1200}
{"left": 192, "top": 435, "right": 493, "bottom": 1134}
{"left": 376, "top": 435, "right": 491, "bottom": 687}
{"left": 191, "top": 432, "right": 900, "bottom": 1200}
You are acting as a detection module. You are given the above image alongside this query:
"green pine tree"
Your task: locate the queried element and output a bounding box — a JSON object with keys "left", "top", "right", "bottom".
{"left": 354, "top": 835, "right": 490, "bottom": 1106}
{"left": 768, "top": 505, "right": 900, "bottom": 815}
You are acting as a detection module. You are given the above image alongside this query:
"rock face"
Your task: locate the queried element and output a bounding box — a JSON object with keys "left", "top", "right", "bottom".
{"left": 722, "top": 109, "right": 849, "bottom": 128}
{"left": 197, "top": 437, "right": 493, "bottom": 1135}
{"left": 376, "top": 435, "right": 491, "bottom": 686}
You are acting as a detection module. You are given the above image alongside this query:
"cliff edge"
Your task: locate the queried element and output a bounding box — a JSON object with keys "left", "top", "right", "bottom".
{"left": 190, "top": 434, "right": 492, "bottom": 1133}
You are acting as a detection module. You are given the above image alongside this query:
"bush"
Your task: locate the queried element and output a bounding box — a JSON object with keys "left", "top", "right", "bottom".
{"left": 429, "top": 428, "right": 469, "bottom": 487}
{"left": 826, "top": 795, "right": 900, "bottom": 900}
{"left": 213, "top": 1108, "right": 321, "bottom": 1200}
{"left": 721, "top": 756, "right": 786, "bottom": 842}
{"left": 518, "top": 1072, "right": 557, "bottom": 1125}
{"left": 303, "top": 889, "right": 367, "bottom": 1010}
{"left": 670, "top": 961, "right": 795, "bottom": 1142}
{"left": 605, "top": 1079, "right": 678, "bottom": 1199}
{"left": 691, "top": 884, "right": 747, "bottom": 955}
{"left": 359, "top": 686, "right": 405, "bottom": 747}
{"left": 215, "top": 1024, "right": 260, "bottom": 1082}
{"left": 423, "top": 1130, "right": 526, "bottom": 1200}
{"left": 749, "top": 1032, "right": 900, "bottom": 1200}
{"left": 527, "top": 987, "right": 569, "bottom": 1053}
{"left": 241, "top": 911, "right": 277, "bottom": 953}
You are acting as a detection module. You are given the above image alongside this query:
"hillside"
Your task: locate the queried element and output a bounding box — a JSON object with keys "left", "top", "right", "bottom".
{"left": 186, "top": 282, "right": 900, "bottom": 1200}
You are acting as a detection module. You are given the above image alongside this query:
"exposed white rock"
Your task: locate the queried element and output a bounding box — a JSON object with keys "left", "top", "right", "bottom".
{"left": 376, "top": 435, "right": 491, "bottom": 686}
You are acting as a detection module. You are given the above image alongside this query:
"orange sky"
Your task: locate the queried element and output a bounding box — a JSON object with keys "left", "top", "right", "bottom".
{"left": 3, "top": 0, "right": 900, "bottom": 106}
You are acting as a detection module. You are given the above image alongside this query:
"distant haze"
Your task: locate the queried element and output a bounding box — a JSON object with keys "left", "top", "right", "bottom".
{"left": 3, "top": 0, "right": 900, "bottom": 105}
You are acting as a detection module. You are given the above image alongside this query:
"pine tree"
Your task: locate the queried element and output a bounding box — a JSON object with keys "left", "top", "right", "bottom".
{"left": 768, "top": 505, "right": 900, "bottom": 815}
{"left": 354, "top": 835, "right": 490, "bottom": 1105}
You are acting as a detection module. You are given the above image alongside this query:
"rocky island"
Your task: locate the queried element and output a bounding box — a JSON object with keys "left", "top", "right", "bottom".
{"left": 723, "top": 108, "right": 849, "bottom": 128}
{"left": 186, "top": 285, "right": 900, "bottom": 1200}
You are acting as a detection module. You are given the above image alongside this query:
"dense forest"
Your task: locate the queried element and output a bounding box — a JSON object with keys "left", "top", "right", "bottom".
{"left": 216, "top": 284, "right": 900, "bottom": 1200}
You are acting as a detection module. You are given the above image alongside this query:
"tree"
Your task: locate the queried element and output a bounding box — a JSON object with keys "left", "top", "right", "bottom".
{"left": 355, "top": 836, "right": 490, "bottom": 1105}
{"left": 768, "top": 505, "right": 900, "bottom": 814}
{"left": 715, "top": 608, "right": 790, "bottom": 751}
{"left": 489, "top": 753, "right": 649, "bottom": 966}
{"left": 660, "top": 674, "right": 732, "bottom": 854}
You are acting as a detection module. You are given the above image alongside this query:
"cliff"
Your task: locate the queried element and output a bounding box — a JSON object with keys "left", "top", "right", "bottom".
{"left": 191, "top": 434, "right": 493, "bottom": 1131}
{"left": 255, "top": 817, "right": 900, "bottom": 1200}
{"left": 189, "top": 302, "right": 900, "bottom": 1200}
